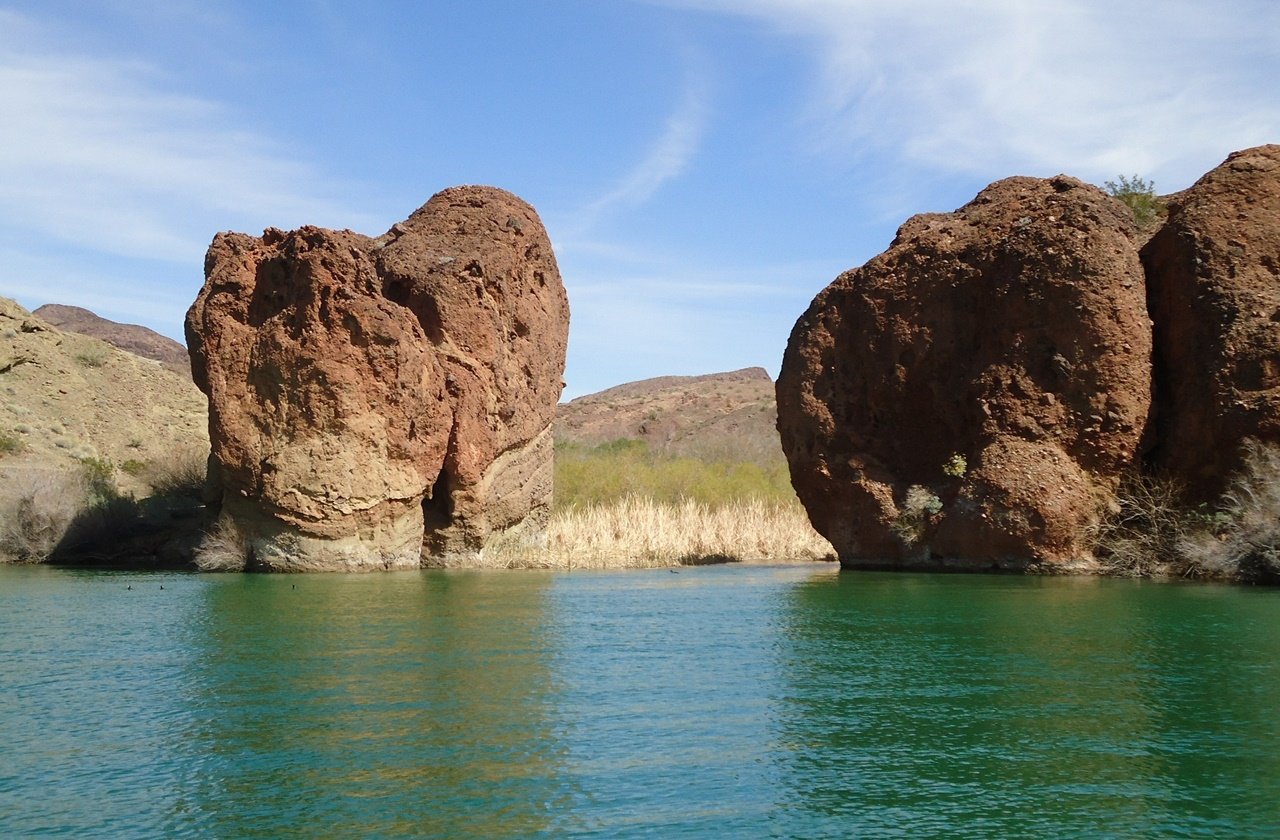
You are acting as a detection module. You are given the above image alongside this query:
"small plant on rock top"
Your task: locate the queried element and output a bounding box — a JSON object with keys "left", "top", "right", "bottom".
{"left": 1104, "top": 174, "right": 1165, "bottom": 229}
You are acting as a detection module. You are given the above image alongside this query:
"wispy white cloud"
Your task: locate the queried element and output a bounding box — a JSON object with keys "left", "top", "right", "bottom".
{"left": 568, "top": 61, "right": 712, "bottom": 234}
{"left": 657, "top": 0, "right": 1280, "bottom": 191}
{"left": 0, "top": 9, "right": 374, "bottom": 267}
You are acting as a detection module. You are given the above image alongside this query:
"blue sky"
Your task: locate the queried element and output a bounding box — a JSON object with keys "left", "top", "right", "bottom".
{"left": 3, "top": 1, "right": 1278, "bottom": 398}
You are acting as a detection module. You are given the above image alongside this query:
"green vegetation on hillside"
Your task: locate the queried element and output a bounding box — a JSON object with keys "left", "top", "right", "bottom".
{"left": 554, "top": 438, "right": 796, "bottom": 509}
{"left": 0, "top": 428, "right": 23, "bottom": 456}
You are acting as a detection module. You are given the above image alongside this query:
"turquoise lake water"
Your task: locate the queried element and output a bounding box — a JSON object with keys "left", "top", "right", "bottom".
{"left": 2, "top": 564, "right": 1278, "bottom": 838}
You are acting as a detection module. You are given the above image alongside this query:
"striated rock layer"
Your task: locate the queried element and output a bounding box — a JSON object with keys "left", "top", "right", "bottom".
{"left": 777, "top": 176, "right": 1151, "bottom": 570}
{"left": 186, "top": 186, "right": 568, "bottom": 571}
{"left": 1144, "top": 144, "right": 1280, "bottom": 500}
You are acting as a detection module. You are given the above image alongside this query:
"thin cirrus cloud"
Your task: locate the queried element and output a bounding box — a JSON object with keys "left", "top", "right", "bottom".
{"left": 659, "top": 0, "right": 1280, "bottom": 190}
{"left": 567, "top": 66, "right": 712, "bottom": 237}
{"left": 0, "top": 10, "right": 370, "bottom": 267}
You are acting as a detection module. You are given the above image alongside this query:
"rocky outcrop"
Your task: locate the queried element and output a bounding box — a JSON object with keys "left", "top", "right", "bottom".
{"left": 34, "top": 304, "right": 191, "bottom": 377}
{"left": 1143, "top": 144, "right": 1280, "bottom": 499}
{"left": 777, "top": 176, "right": 1150, "bottom": 570}
{"left": 186, "top": 186, "right": 569, "bottom": 571}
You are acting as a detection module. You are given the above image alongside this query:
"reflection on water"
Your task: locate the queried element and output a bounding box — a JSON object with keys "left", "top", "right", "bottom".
{"left": 774, "top": 573, "right": 1280, "bottom": 837}
{"left": 172, "top": 571, "right": 567, "bottom": 838}
{"left": 2, "top": 564, "right": 1279, "bottom": 838}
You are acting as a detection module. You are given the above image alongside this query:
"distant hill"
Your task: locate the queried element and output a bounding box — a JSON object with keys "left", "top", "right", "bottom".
{"left": 34, "top": 303, "right": 190, "bottom": 377}
{"left": 555, "top": 367, "right": 782, "bottom": 466}
{"left": 0, "top": 297, "right": 207, "bottom": 495}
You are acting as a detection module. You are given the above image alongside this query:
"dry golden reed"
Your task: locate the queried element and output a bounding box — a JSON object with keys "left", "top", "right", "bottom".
{"left": 480, "top": 495, "right": 835, "bottom": 570}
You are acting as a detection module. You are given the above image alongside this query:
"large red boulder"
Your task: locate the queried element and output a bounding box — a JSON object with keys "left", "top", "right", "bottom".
{"left": 1143, "top": 145, "right": 1280, "bottom": 499}
{"left": 777, "top": 176, "right": 1150, "bottom": 570}
{"left": 186, "top": 186, "right": 569, "bottom": 570}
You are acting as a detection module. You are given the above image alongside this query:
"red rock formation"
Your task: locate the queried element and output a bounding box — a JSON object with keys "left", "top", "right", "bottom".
{"left": 1143, "top": 144, "right": 1280, "bottom": 499}
{"left": 186, "top": 186, "right": 568, "bottom": 571}
{"left": 777, "top": 175, "right": 1150, "bottom": 570}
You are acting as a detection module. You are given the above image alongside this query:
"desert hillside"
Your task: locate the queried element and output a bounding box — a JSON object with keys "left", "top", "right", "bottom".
{"left": 555, "top": 367, "right": 781, "bottom": 466}
{"left": 34, "top": 303, "right": 191, "bottom": 377}
{"left": 0, "top": 297, "right": 207, "bottom": 495}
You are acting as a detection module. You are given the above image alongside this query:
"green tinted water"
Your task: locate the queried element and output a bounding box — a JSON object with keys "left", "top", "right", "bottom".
{"left": 2, "top": 565, "right": 1277, "bottom": 838}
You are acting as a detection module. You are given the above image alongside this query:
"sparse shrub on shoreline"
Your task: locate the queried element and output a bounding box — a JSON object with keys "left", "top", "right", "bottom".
{"left": 0, "top": 450, "right": 209, "bottom": 565}
{"left": 1178, "top": 442, "right": 1280, "bottom": 584}
{"left": 1090, "top": 471, "right": 1198, "bottom": 578}
{"left": 193, "top": 517, "right": 250, "bottom": 572}
{"left": 1091, "top": 441, "right": 1280, "bottom": 583}
{"left": 0, "top": 469, "right": 88, "bottom": 562}
{"left": 0, "top": 458, "right": 141, "bottom": 563}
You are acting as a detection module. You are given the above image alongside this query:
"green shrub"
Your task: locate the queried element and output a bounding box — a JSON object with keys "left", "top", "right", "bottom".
{"left": 120, "top": 459, "right": 148, "bottom": 476}
{"left": 891, "top": 485, "right": 943, "bottom": 546}
{"left": 1104, "top": 174, "right": 1165, "bottom": 229}
{"left": 0, "top": 429, "right": 23, "bottom": 456}
{"left": 74, "top": 347, "right": 109, "bottom": 368}
{"left": 76, "top": 456, "right": 118, "bottom": 507}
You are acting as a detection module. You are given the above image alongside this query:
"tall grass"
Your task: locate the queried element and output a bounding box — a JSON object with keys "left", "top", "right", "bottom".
{"left": 481, "top": 496, "right": 834, "bottom": 570}
{"left": 555, "top": 439, "right": 795, "bottom": 509}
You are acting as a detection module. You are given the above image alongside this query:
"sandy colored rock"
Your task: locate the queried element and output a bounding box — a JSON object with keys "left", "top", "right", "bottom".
{"left": 1143, "top": 144, "right": 1280, "bottom": 499}
{"left": 186, "top": 186, "right": 568, "bottom": 571}
{"left": 777, "top": 175, "right": 1150, "bottom": 569}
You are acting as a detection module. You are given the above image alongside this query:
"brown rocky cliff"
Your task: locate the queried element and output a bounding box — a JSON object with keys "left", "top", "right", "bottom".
{"left": 186, "top": 186, "right": 568, "bottom": 571}
{"left": 1143, "top": 144, "right": 1280, "bottom": 499}
{"left": 777, "top": 175, "right": 1150, "bottom": 569}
